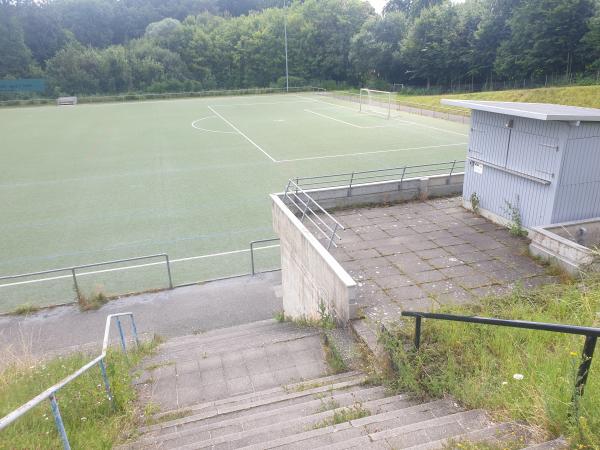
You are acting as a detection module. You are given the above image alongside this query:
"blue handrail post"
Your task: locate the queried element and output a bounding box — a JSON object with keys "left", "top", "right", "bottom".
{"left": 130, "top": 315, "right": 140, "bottom": 347}
{"left": 49, "top": 394, "right": 71, "bottom": 450}
{"left": 98, "top": 359, "right": 115, "bottom": 409}
{"left": 116, "top": 317, "right": 127, "bottom": 354}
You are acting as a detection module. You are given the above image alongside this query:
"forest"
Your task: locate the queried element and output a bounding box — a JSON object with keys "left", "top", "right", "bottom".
{"left": 1, "top": 0, "right": 600, "bottom": 96}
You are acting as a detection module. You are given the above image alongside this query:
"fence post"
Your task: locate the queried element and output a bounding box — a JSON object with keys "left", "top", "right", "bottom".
{"left": 574, "top": 336, "right": 597, "bottom": 399}
{"left": 347, "top": 172, "right": 355, "bottom": 197}
{"left": 130, "top": 315, "right": 140, "bottom": 347}
{"left": 116, "top": 317, "right": 127, "bottom": 354}
{"left": 327, "top": 223, "right": 339, "bottom": 250}
{"left": 165, "top": 255, "right": 173, "bottom": 289}
{"left": 414, "top": 316, "right": 422, "bottom": 350}
{"left": 250, "top": 242, "right": 256, "bottom": 276}
{"left": 71, "top": 268, "right": 81, "bottom": 301}
{"left": 49, "top": 394, "right": 71, "bottom": 450}
{"left": 98, "top": 359, "right": 115, "bottom": 409}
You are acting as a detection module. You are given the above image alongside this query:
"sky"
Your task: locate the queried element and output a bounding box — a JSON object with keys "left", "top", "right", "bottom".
{"left": 367, "top": 0, "right": 387, "bottom": 13}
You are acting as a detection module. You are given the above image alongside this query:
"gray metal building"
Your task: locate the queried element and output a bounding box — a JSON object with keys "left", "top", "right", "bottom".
{"left": 441, "top": 100, "right": 600, "bottom": 228}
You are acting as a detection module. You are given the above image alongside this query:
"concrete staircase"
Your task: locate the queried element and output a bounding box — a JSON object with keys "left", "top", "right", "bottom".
{"left": 123, "top": 320, "right": 565, "bottom": 449}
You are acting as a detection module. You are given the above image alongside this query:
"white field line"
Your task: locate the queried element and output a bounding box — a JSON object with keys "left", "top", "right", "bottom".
{"left": 207, "top": 105, "right": 277, "bottom": 162}
{"left": 0, "top": 245, "right": 280, "bottom": 288}
{"left": 304, "top": 109, "right": 387, "bottom": 129}
{"left": 191, "top": 116, "right": 237, "bottom": 134}
{"left": 209, "top": 99, "right": 313, "bottom": 107}
{"left": 277, "top": 142, "right": 467, "bottom": 163}
{"left": 295, "top": 94, "right": 468, "bottom": 137}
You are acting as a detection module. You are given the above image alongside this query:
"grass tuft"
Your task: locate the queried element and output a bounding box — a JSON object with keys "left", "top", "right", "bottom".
{"left": 379, "top": 277, "right": 600, "bottom": 448}
{"left": 0, "top": 335, "right": 161, "bottom": 449}
{"left": 313, "top": 403, "right": 370, "bottom": 429}
{"left": 323, "top": 335, "right": 348, "bottom": 375}
{"left": 11, "top": 303, "right": 41, "bottom": 316}
{"left": 77, "top": 285, "right": 108, "bottom": 311}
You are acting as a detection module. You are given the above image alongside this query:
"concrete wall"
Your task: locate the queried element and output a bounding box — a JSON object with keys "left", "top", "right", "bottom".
{"left": 303, "top": 173, "right": 464, "bottom": 210}
{"left": 271, "top": 194, "right": 356, "bottom": 325}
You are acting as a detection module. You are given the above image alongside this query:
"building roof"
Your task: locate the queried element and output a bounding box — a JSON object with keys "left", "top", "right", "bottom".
{"left": 441, "top": 99, "right": 600, "bottom": 122}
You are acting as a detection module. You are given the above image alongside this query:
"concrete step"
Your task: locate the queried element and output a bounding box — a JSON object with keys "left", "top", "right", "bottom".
{"left": 150, "top": 326, "right": 320, "bottom": 363}
{"left": 144, "top": 388, "right": 415, "bottom": 449}
{"left": 141, "top": 372, "right": 367, "bottom": 433}
{"left": 403, "top": 422, "right": 521, "bottom": 449}
{"left": 369, "top": 409, "right": 490, "bottom": 449}
{"left": 524, "top": 438, "right": 568, "bottom": 449}
{"left": 133, "top": 384, "right": 390, "bottom": 448}
{"left": 235, "top": 399, "right": 466, "bottom": 450}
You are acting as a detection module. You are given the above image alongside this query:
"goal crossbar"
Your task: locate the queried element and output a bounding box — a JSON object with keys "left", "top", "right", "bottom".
{"left": 359, "top": 88, "right": 392, "bottom": 119}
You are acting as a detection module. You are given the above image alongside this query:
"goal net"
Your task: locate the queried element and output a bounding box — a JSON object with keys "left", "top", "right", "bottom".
{"left": 359, "top": 89, "right": 392, "bottom": 119}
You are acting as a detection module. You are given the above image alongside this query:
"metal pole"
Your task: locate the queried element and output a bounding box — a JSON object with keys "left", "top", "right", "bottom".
{"left": 574, "top": 336, "right": 597, "bottom": 398}
{"left": 347, "top": 172, "right": 355, "bottom": 197}
{"left": 71, "top": 268, "right": 80, "bottom": 301}
{"left": 284, "top": 2, "right": 289, "bottom": 93}
{"left": 116, "top": 317, "right": 127, "bottom": 354}
{"left": 328, "top": 223, "right": 339, "bottom": 250}
{"left": 414, "top": 316, "right": 422, "bottom": 350}
{"left": 130, "top": 315, "right": 140, "bottom": 347}
{"left": 250, "top": 242, "right": 256, "bottom": 276}
{"left": 49, "top": 394, "right": 71, "bottom": 450}
{"left": 98, "top": 359, "right": 115, "bottom": 409}
{"left": 165, "top": 255, "right": 173, "bottom": 289}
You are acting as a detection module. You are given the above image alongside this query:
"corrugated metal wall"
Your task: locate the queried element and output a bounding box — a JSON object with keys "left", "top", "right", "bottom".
{"left": 463, "top": 110, "right": 571, "bottom": 227}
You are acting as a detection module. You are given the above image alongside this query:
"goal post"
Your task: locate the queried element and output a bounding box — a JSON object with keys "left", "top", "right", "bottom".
{"left": 359, "top": 88, "right": 392, "bottom": 119}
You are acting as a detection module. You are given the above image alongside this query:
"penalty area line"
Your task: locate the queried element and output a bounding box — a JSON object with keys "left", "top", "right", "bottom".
{"left": 207, "top": 105, "right": 278, "bottom": 162}
{"left": 276, "top": 142, "right": 467, "bottom": 163}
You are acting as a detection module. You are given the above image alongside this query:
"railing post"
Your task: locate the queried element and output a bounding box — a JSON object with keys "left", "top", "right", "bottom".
{"left": 116, "top": 317, "right": 127, "bottom": 354}
{"left": 414, "top": 316, "right": 422, "bottom": 350}
{"left": 328, "top": 223, "right": 339, "bottom": 250}
{"left": 49, "top": 394, "right": 71, "bottom": 450}
{"left": 165, "top": 255, "right": 173, "bottom": 289}
{"left": 98, "top": 359, "right": 115, "bottom": 409}
{"left": 347, "top": 172, "right": 355, "bottom": 197}
{"left": 574, "top": 336, "right": 597, "bottom": 399}
{"left": 71, "top": 268, "right": 80, "bottom": 301}
{"left": 130, "top": 315, "right": 140, "bottom": 347}
{"left": 250, "top": 242, "right": 256, "bottom": 276}
{"left": 449, "top": 160, "right": 456, "bottom": 177}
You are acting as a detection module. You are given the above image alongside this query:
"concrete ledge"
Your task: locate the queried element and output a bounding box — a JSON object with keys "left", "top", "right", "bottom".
{"left": 271, "top": 194, "right": 356, "bottom": 325}
{"left": 305, "top": 173, "right": 464, "bottom": 210}
{"left": 528, "top": 219, "right": 599, "bottom": 275}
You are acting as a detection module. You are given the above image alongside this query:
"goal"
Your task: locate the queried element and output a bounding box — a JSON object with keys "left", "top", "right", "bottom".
{"left": 359, "top": 89, "right": 393, "bottom": 119}
{"left": 57, "top": 96, "right": 78, "bottom": 106}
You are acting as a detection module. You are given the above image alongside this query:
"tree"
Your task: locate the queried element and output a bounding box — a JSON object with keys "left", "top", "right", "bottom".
{"left": 0, "top": 5, "right": 34, "bottom": 78}
{"left": 383, "top": 0, "right": 444, "bottom": 19}
{"left": 495, "top": 0, "right": 596, "bottom": 80}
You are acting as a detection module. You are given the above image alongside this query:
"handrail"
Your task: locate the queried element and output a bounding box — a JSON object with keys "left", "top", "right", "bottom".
{"left": 293, "top": 160, "right": 465, "bottom": 191}
{"left": 401, "top": 311, "right": 599, "bottom": 398}
{"left": 0, "top": 313, "right": 140, "bottom": 449}
{"left": 283, "top": 179, "right": 345, "bottom": 249}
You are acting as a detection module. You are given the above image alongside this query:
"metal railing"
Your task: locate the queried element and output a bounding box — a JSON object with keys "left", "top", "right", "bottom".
{"left": 401, "top": 311, "right": 600, "bottom": 398}
{"left": 0, "top": 313, "right": 140, "bottom": 449}
{"left": 250, "top": 238, "right": 281, "bottom": 275}
{"left": 283, "top": 179, "right": 345, "bottom": 249}
{"left": 0, "top": 254, "right": 173, "bottom": 300}
{"left": 293, "top": 160, "right": 465, "bottom": 191}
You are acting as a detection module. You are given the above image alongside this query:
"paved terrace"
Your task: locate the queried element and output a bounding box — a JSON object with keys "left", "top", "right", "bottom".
{"left": 329, "top": 197, "right": 557, "bottom": 324}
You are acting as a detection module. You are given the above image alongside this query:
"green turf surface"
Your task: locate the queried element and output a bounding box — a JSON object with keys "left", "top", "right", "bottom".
{"left": 0, "top": 92, "right": 468, "bottom": 312}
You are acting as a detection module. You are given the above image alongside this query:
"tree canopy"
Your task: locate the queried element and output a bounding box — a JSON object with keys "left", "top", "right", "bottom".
{"left": 1, "top": 0, "right": 600, "bottom": 96}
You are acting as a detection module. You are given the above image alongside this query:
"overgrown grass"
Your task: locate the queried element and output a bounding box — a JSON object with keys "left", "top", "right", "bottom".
{"left": 77, "top": 285, "right": 108, "bottom": 311}
{"left": 0, "top": 336, "right": 161, "bottom": 449}
{"left": 323, "top": 335, "right": 348, "bottom": 375}
{"left": 396, "top": 85, "right": 600, "bottom": 113}
{"left": 380, "top": 277, "right": 600, "bottom": 448}
{"left": 313, "top": 403, "right": 370, "bottom": 429}
{"left": 11, "top": 303, "right": 41, "bottom": 315}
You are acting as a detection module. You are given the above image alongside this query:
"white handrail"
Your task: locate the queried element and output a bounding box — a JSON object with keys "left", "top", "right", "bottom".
{"left": 0, "top": 312, "right": 138, "bottom": 432}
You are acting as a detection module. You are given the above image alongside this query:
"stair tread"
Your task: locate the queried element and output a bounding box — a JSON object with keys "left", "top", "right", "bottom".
{"left": 141, "top": 371, "right": 366, "bottom": 433}
{"left": 156, "top": 392, "right": 418, "bottom": 450}
{"left": 133, "top": 385, "right": 391, "bottom": 447}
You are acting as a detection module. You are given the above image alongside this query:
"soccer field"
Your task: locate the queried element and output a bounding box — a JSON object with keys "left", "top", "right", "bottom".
{"left": 0, "top": 92, "right": 469, "bottom": 312}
